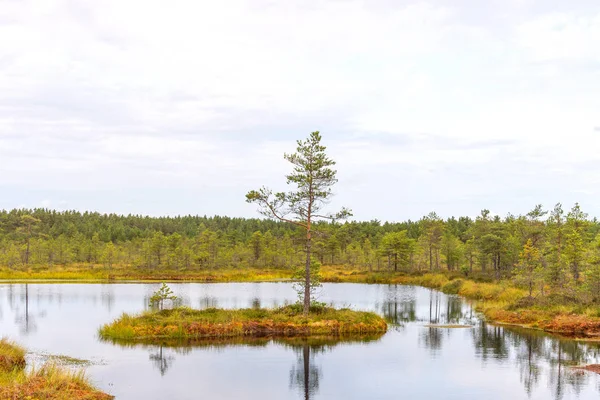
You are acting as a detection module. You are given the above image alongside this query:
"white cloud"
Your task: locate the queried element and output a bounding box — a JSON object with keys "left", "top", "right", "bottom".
{"left": 0, "top": 0, "right": 599, "bottom": 219}
{"left": 516, "top": 12, "right": 600, "bottom": 63}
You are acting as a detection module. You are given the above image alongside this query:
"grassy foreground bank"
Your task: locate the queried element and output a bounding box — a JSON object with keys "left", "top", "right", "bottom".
{"left": 0, "top": 338, "right": 112, "bottom": 400}
{"left": 0, "top": 339, "right": 25, "bottom": 373}
{"left": 99, "top": 305, "right": 388, "bottom": 341}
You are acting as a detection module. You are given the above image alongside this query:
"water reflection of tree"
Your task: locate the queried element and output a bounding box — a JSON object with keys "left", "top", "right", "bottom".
{"left": 198, "top": 296, "right": 219, "bottom": 309}
{"left": 445, "top": 296, "right": 465, "bottom": 324}
{"left": 472, "top": 324, "right": 600, "bottom": 400}
{"left": 381, "top": 286, "right": 475, "bottom": 328}
{"left": 2, "top": 284, "right": 49, "bottom": 335}
{"left": 107, "top": 335, "right": 382, "bottom": 394}
{"left": 14, "top": 283, "right": 46, "bottom": 335}
{"left": 471, "top": 323, "right": 509, "bottom": 361}
{"left": 428, "top": 290, "right": 441, "bottom": 324}
{"left": 516, "top": 330, "right": 544, "bottom": 396}
{"left": 381, "top": 285, "right": 416, "bottom": 325}
{"left": 546, "top": 338, "right": 600, "bottom": 400}
{"left": 19, "top": 284, "right": 35, "bottom": 334}
{"left": 427, "top": 290, "right": 472, "bottom": 325}
{"left": 410, "top": 289, "right": 600, "bottom": 399}
{"left": 507, "top": 328, "right": 596, "bottom": 399}
{"left": 250, "top": 297, "right": 261, "bottom": 309}
{"left": 148, "top": 344, "right": 193, "bottom": 376}
{"left": 419, "top": 291, "right": 461, "bottom": 352}
{"left": 382, "top": 298, "right": 416, "bottom": 325}
{"left": 149, "top": 345, "right": 176, "bottom": 376}
{"left": 420, "top": 327, "right": 444, "bottom": 352}
{"left": 101, "top": 285, "right": 115, "bottom": 312}
{"left": 289, "top": 342, "right": 323, "bottom": 400}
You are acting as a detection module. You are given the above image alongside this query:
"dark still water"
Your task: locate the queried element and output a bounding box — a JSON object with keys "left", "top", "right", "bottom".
{"left": 1, "top": 282, "right": 600, "bottom": 400}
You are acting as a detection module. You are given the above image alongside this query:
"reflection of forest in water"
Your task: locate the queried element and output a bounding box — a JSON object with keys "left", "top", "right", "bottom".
{"left": 1, "top": 284, "right": 48, "bottom": 335}
{"left": 502, "top": 326, "right": 600, "bottom": 400}
{"left": 109, "top": 337, "right": 379, "bottom": 400}
{"left": 115, "top": 325, "right": 600, "bottom": 400}
{"left": 381, "top": 285, "right": 600, "bottom": 400}
{"left": 380, "top": 285, "right": 476, "bottom": 325}
{"left": 1, "top": 284, "right": 119, "bottom": 333}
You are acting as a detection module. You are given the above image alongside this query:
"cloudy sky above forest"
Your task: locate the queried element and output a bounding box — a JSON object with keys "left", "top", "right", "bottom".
{"left": 1, "top": 0, "right": 599, "bottom": 221}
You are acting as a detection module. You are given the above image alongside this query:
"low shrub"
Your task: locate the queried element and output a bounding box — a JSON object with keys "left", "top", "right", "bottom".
{"left": 441, "top": 279, "right": 464, "bottom": 295}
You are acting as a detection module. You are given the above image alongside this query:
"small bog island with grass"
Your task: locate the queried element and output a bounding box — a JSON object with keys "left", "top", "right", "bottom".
{"left": 99, "top": 283, "right": 387, "bottom": 342}
{"left": 99, "top": 305, "right": 387, "bottom": 341}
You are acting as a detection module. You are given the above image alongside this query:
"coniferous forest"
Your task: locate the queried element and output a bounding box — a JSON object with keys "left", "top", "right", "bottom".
{"left": 3, "top": 204, "right": 600, "bottom": 301}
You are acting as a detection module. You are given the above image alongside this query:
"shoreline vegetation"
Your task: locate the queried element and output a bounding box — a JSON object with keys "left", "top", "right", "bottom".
{"left": 0, "top": 338, "right": 112, "bottom": 400}
{"left": 0, "top": 266, "right": 293, "bottom": 282}
{"left": 98, "top": 305, "right": 388, "bottom": 342}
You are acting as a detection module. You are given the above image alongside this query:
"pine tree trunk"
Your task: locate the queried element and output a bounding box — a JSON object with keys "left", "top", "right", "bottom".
{"left": 304, "top": 231, "right": 311, "bottom": 315}
{"left": 429, "top": 244, "right": 433, "bottom": 271}
{"left": 25, "top": 224, "right": 31, "bottom": 265}
{"left": 25, "top": 238, "right": 30, "bottom": 265}
{"left": 303, "top": 345, "right": 310, "bottom": 400}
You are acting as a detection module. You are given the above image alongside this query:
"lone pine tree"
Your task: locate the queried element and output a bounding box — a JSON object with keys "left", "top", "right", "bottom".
{"left": 246, "top": 131, "right": 351, "bottom": 315}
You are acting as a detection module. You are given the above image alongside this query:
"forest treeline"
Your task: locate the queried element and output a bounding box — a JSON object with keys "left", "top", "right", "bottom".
{"left": 2, "top": 204, "right": 600, "bottom": 297}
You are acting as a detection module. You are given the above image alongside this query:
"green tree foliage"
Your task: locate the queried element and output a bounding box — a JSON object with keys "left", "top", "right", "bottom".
{"left": 248, "top": 231, "right": 264, "bottom": 266}
{"left": 564, "top": 203, "right": 589, "bottom": 283}
{"left": 100, "top": 241, "right": 117, "bottom": 269}
{"left": 515, "top": 239, "right": 543, "bottom": 297}
{"left": 18, "top": 215, "right": 40, "bottom": 265}
{"left": 545, "top": 203, "right": 568, "bottom": 289}
{"left": 3, "top": 203, "right": 600, "bottom": 303}
{"left": 422, "top": 212, "right": 444, "bottom": 271}
{"left": 441, "top": 230, "right": 462, "bottom": 272}
{"left": 379, "top": 231, "right": 415, "bottom": 272}
{"left": 585, "top": 235, "right": 600, "bottom": 302}
{"left": 149, "top": 283, "right": 180, "bottom": 310}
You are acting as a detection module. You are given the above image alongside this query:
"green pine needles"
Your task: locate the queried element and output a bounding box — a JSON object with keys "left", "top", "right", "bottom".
{"left": 149, "top": 283, "right": 180, "bottom": 310}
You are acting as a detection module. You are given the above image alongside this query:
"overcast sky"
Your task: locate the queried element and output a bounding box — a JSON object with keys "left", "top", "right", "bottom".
{"left": 1, "top": 0, "right": 599, "bottom": 221}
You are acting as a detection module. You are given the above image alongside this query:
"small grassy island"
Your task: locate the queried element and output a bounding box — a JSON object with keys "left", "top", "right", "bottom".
{"left": 99, "top": 305, "right": 388, "bottom": 342}
{"left": 0, "top": 338, "right": 113, "bottom": 400}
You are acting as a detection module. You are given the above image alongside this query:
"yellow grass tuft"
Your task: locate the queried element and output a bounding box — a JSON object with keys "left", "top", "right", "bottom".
{"left": 0, "top": 339, "right": 113, "bottom": 400}
{"left": 0, "top": 339, "right": 25, "bottom": 372}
